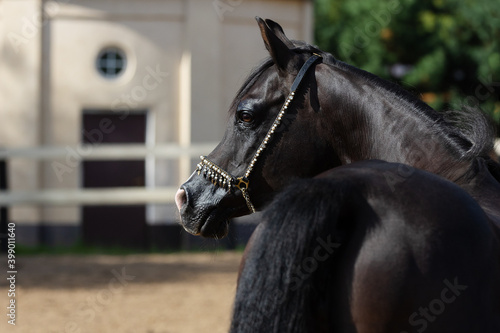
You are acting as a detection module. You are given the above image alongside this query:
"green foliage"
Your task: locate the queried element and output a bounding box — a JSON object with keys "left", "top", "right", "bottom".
{"left": 315, "top": 0, "right": 500, "bottom": 127}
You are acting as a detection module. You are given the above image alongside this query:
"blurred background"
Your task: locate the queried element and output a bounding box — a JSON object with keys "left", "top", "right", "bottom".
{"left": 315, "top": 0, "right": 500, "bottom": 125}
{"left": 0, "top": 0, "right": 313, "bottom": 252}
{"left": 0, "top": 1, "right": 499, "bottom": 332}
{"left": 1, "top": 0, "right": 499, "bottom": 253}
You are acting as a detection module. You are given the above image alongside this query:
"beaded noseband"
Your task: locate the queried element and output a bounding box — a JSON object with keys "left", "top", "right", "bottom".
{"left": 196, "top": 53, "right": 322, "bottom": 213}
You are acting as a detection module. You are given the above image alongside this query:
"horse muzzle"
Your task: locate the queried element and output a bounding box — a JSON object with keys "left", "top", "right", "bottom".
{"left": 175, "top": 172, "right": 242, "bottom": 238}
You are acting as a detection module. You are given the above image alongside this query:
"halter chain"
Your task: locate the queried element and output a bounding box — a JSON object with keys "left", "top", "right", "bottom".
{"left": 196, "top": 54, "right": 322, "bottom": 214}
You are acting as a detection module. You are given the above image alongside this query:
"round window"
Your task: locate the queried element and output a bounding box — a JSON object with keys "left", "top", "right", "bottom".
{"left": 96, "top": 47, "right": 127, "bottom": 79}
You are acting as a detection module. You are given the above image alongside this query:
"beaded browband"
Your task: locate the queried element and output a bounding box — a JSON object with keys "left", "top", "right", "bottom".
{"left": 196, "top": 53, "right": 323, "bottom": 214}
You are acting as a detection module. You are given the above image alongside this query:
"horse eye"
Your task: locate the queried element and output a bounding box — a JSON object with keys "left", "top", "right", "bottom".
{"left": 239, "top": 111, "right": 254, "bottom": 123}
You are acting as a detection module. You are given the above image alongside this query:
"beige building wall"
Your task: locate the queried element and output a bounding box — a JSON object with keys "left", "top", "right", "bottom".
{"left": 0, "top": 0, "right": 313, "bottom": 245}
{"left": 0, "top": 0, "right": 43, "bottom": 228}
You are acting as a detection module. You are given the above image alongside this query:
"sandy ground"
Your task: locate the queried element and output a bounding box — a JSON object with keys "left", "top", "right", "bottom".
{"left": 0, "top": 252, "right": 243, "bottom": 333}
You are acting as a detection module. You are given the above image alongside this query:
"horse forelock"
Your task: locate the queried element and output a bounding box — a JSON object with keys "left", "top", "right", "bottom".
{"left": 228, "top": 58, "right": 274, "bottom": 116}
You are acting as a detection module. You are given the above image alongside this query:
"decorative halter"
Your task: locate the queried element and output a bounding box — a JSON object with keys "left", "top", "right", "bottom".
{"left": 196, "top": 53, "right": 323, "bottom": 214}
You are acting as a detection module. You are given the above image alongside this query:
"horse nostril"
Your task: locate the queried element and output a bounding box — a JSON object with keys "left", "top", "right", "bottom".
{"left": 175, "top": 188, "right": 187, "bottom": 212}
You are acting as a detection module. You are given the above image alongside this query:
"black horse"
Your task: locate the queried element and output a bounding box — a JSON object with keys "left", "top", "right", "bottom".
{"left": 175, "top": 18, "right": 500, "bottom": 239}
{"left": 231, "top": 160, "right": 500, "bottom": 332}
{"left": 174, "top": 17, "right": 500, "bottom": 330}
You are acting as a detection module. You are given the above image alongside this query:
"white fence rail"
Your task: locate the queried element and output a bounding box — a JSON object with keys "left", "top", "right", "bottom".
{"left": 0, "top": 143, "right": 217, "bottom": 160}
{"left": 1, "top": 140, "right": 499, "bottom": 207}
{"left": 0, "top": 187, "right": 178, "bottom": 206}
{"left": 0, "top": 143, "right": 218, "bottom": 206}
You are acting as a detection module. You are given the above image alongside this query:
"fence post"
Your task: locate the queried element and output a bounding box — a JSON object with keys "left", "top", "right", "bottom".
{"left": 0, "top": 157, "right": 8, "bottom": 252}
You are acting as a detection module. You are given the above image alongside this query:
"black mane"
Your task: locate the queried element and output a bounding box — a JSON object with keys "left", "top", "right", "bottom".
{"left": 330, "top": 57, "right": 494, "bottom": 159}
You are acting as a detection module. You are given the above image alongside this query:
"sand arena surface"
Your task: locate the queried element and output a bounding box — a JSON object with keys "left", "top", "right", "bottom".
{"left": 0, "top": 252, "right": 243, "bottom": 333}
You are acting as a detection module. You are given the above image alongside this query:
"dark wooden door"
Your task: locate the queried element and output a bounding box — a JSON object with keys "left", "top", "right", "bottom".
{"left": 81, "top": 112, "right": 147, "bottom": 249}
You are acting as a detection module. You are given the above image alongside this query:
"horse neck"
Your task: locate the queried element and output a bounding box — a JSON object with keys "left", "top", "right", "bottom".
{"left": 319, "top": 65, "right": 472, "bottom": 182}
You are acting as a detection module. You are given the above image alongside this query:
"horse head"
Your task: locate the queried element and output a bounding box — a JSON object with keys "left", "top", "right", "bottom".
{"left": 175, "top": 18, "right": 341, "bottom": 238}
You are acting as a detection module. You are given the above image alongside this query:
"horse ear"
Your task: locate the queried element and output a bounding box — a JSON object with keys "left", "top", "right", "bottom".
{"left": 264, "top": 19, "right": 295, "bottom": 49}
{"left": 256, "top": 17, "right": 297, "bottom": 74}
